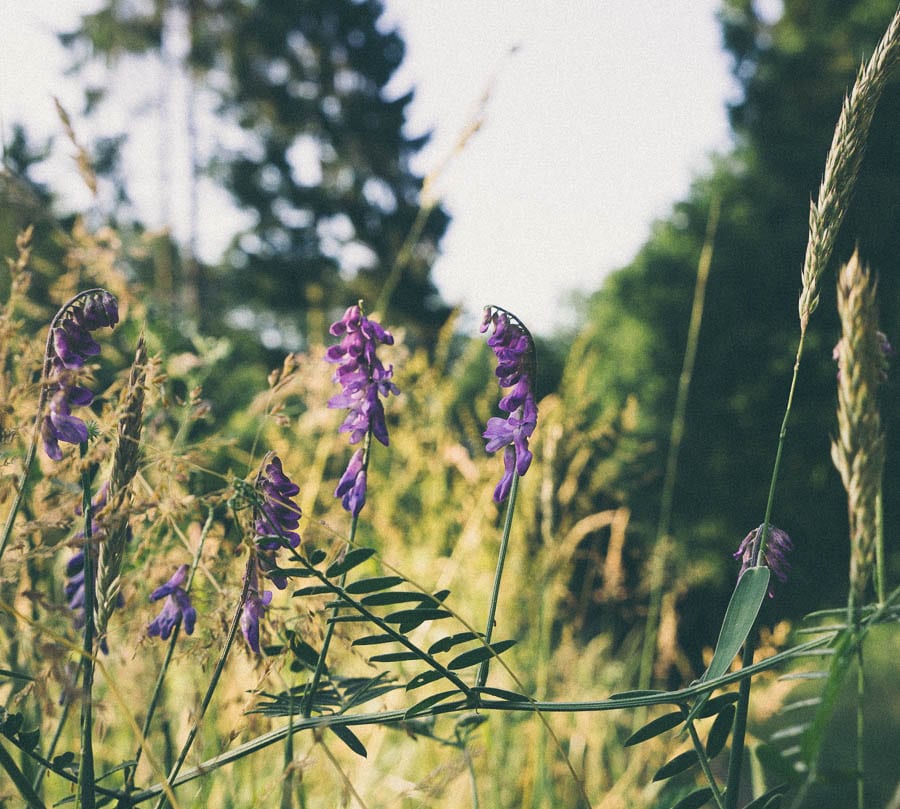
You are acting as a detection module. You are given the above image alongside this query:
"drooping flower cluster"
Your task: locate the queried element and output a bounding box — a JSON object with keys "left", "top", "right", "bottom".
{"left": 241, "top": 453, "right": 303, "bottom": 652}
{"left": 41, "top": 289, "right": 119, "bottom": 460}
{"left": 147, "top": 565, "right": 197, "bottom": 640}
{"left": 326, "top": 304, "right": 398, "bottom": 516}
{"left": 734, "top": 524, "right": 793, "bottom": 598}
{"left": 481, "top": 306, "right": 538, "bottom": 503}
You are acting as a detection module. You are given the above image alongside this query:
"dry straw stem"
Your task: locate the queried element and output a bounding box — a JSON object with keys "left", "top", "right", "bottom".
{"left": 799, "top": 4, "right": 900, "bottom": 328}
{"left": 95, "top": 335, "right": 148, "bottom": 638}
{"left": 830, "top": 252, "right": 885, "bottom": 608}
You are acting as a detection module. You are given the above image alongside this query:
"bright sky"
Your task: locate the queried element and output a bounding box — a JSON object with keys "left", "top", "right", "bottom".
{"left": 0, "top": 1, "right": 736, "bottom": 335}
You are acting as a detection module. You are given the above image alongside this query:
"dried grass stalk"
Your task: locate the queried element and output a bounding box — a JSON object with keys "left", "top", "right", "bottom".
{"left": 95, "top": 335, "right": 147, "bottom": 638}
{"left": 830, "top": 252, "right": 886, "bottom": 608}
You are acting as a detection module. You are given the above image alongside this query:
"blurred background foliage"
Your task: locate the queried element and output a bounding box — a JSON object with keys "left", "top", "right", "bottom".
{"left": 2, "top": 0, "right": 899, "bottom": 806}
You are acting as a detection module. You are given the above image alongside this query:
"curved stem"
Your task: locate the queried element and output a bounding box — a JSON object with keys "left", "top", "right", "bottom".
{"left": 476, "top": 471, "right": 519, "bottom": 688}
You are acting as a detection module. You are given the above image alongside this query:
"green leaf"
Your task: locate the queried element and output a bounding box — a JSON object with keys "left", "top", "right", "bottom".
{"left": 308, "top": 548, "right": 327, "bottom": 566}
{"left": 704, "top": 567, "right": 770, "bottom": 683}
{"left": 447, "top": 640, "right": 517, "bottom": 670}
{"left": 52, "top": 751, "right": 77, "bottom": 771}
{"left": 697, "top": 692, "right": 740, "bottom": 718}
{"left": 428, "top": 632, "right": 482, "bottom": 655}
{"left": 368, "top": 651, "right": 422, "bottom": 663}
{"left": 705, "top": 704, "right": 735, "bottom": 758}
{"left": 17, "top": 728, "right": 40, "bottom": 752}
{"left": 0, "top": 669, "right": 33, "bottom": 682}
{"left": 653, "top": 750, "right": 699, "bottom": 782}
{"left": 624, "top": 710, "right": 683, "bottom": 746}
{"left": 406, "top": 670, "right": 444, "bottom": 691}
{"left": 330, "top": 725, "right": 367, "bottom": 758}
{"left": 384, "top": 608, "right": 451, "bottom": 626}
{"left": 352, "top": 634, "right": 397, "bottom": 647}
{"left": 404, "top": 690, "right": 465, "bottom": 718}
{"left": 361, "top": 591, "right": 434, "bottom": 607}
{"left": 292, "top": 585, "right": 332, "bottom": 597}
{"left": 288, "top": 639, "right": 322, "bottom": 670}
{"left": 671, "top": 787, "right": 713, "bottom": 809}
{"left": 326, "top": 547, "right": 377, "bottom": 578}
{"left": 345, "top": 576, "right": 405, "bottom": 594}
{"left": 471, "top": 686, "right": 530, "bottom": 702}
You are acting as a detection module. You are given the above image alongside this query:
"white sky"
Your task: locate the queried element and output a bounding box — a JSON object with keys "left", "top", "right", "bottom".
{"left": 0, "top": 0, "right": 737, "bottom": 335}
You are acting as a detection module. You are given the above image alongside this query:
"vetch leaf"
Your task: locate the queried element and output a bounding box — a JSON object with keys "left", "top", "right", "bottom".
{"left": 653, "top": 750, "right": 699, "bottom": 782}
{"left": 406, "top": 670, "right": 444, "bottom": 691}
{"left": 292, "top": 585, "right": 332, "bottom": 597}
{"left": 352, "top": 634, "right": 397, "bottom": 647}
{"left": 308, "top": 548, "right": 327, "bottom": 565}
{"left": 697, "top": 692, "right": 740, "bottom": 718}
{"left": 428, "top": 632, "right": 481, "bottom": 655}
{"left": 704, "top": 567, "right": 770, "bottom": 683}
{"left": 705, "top": 704, "right": 735, "bottom": 758}
{"left": 384, "top": 608, "right": 451, "bottom": 626}
{"left": 472, "top": 686, "right": 530, "bottom": 702}
{"left": 360, "top": 591, "right": 434, "bottom": 607}
{"left": 743, "top": 783, "right": 790, "bottom": 809}
{"left": 405, "top": 690, "right": 465, "bottom": 718}
{"left": 368, "top": 651, "right": 422, "bottom": 663}
{"left": 326, "top": 547, "right": 377, "bottom": 578}
{"left": 330, "top": 725, "right": 367, "bottom": 758}
{"left": 624, "top": 710, "right": 683, "bottom": 747}
{"left": 447, "top": 640, "right": 517, "bottom": 670}
{"left": 671, "top": 787, "right": 713, "bottom": 809}
{"left": 345, "top": 576, "right": 405, "bottom": 594}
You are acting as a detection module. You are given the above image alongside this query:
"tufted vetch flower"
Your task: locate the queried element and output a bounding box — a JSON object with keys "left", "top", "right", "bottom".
{"left": 481, "top": 306, "right": 538, "bottom": 503}
{"left": 734, "top": 524, "right": 793, "bottom": 598}
{"left": 253, "top": 453, "right": 302, "bottom": 591}
{"left": 326, "top": 303, "right": 398, "bottom": 515}
{"left": 41, "top": 289, "right": 119, "bottom": 460}
{"left": 148, "top": 564, "right": 196, "bottom": 640}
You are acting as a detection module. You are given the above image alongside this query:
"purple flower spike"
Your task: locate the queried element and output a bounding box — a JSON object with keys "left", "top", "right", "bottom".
{"left": 480, "top": 306, "right": 538, "bottom": 503}
{"left": 41, "top": 289, "right": 119, "bottom": 459}
{"left": 241, "top": 564, "right": 272, "bottom": 654}
{"left": 326, "top": 304, "right": 398, "bottom": 515}
{"left": 253, "top": 454, "right": 303, "bottom": 591}
{"left": 148, "top": 564, "right": 197, "bottom": 640}
{"left": 734, "top": 524, "right": 793, "bottom": 598}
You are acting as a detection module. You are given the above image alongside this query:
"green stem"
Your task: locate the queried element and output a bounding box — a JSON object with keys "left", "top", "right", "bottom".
{"left": 683, "top": 710, "right": 726, "bottom": 809}
{"left": 874, "top": 488, "right": 885, "bottom": 606}
{"left": 32, "top": 659, "right": 81, "bottom": 794}
{"left": 855, "top": 638, "right": 865, "bottom": 809}
{"left": 301, "top": 433, "right": 371, "bottom": 718}
{"left": 638, "top": 198, "right": 719, "bottom": 699}
{"left": 126, "top": 509, "right": 213, "bottom": 794}
{"left": 76, "top": 443, "right": 97, "bottom": 809}
{"left": 724, "top": 636, "right": 755, "bottom": 809}
{"left": 153, "top": 554, "right": 252, "bottom": 809}
{"left": 476, "top": 471, "right": 519, "bottom": 688}
{"left": 0, "top": 738, "right": 47, "bottom": 809}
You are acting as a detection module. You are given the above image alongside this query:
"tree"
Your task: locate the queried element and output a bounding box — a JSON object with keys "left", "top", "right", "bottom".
{"left": 566, "top": 0, "right": 900, "bottom": 662}
{"left": 61, "top": 0, "right": 451, "bottom": 345}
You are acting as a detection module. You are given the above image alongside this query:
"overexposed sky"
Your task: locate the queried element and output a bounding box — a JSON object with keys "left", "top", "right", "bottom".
{"left": 0, "top": 1, "right": 737, "bottom": 334}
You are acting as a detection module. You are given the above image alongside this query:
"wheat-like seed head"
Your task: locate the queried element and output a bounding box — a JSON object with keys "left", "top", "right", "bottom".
{"left": 799, "top": 6, "right": 900, "bottom": 329}
{"left": 95, "top": 335, "right": 148, "bottom": 640}
{"left": 830, "top": 252, "right": 886, "bottom": 608}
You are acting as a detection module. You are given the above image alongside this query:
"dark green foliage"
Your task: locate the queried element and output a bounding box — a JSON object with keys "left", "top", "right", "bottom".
{"left": 653, "top": 749, "right": 700, "bottom": 782}
{"left": 671, "top": 787, "right": 713, "bottom": 809}
{"left": 330, "top": 725, "right": 367, "bottom": 757}
{"left": 60, "top": 0, "right": 451, "bottom": 345}
{"left": 705, "top": 705, "right": 735, "bottom": 758}
{"left": 624, "top": 710, "right": 683, "bottom": 747}
{"left": 567, "top": 0, "right": 900, "bottom": 664}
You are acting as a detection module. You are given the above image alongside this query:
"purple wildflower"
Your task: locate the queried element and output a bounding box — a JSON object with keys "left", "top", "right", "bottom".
{"left": 240, "top": 563, "right": 272, "bottom": 654}
{"left": 326, "top": 304, "right": 398, "bottom": 515}
{"left": 734, "top": 524, "right": 793, "bottom": 598}
{"left": 480, "top": 306, "right": 538, "bottom": 503}
{"left": 253, "top": 453, "right": 302, "bottom": 590}
{"left": 42, "top": 289, "right": 119, "bottom": 460}
{"left": 148, "top": 564, "right": 196, "bottom": 640}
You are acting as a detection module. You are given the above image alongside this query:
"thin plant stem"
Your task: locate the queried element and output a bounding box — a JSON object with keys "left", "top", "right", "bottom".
{"left": 855, "top": 638, "right": 865, "bottom": 809}
{"left": 300, "top": 432, "right": 371, "bottom": 718}
{"left": 874, "top": 489, "right": 885, "bottom": 606}
{"left": 724, "top": 637, "right": 755, "bottom": 809}
{"left": 125, "top": 508, "right": 214, "bottom": 794}
{"left": 153, "top": 554, "right": 253, "bottom": 809}
{"left": 32, "top": 659, "right": 81, "bottom": 793}
{"left": 476, "top": 470, "right": 519, "bottom": 688}
{"left": 682, "top": 709, "right": 726, "bottom": 809}
{"left": 638, "top": 197, "right": 719, "bottom": 701}
{"left": 76, "top": 442, "right": 97, "bottom": 809}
